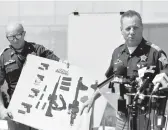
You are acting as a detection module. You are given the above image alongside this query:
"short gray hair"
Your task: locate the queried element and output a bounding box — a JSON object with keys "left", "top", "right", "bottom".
{"left": 120, "top": 10, "right": 142, "bottom": 26}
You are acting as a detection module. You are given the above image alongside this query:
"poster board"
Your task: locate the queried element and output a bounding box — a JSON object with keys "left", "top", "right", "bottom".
{"left": 0, "top": 120, "right": 8, "bottom": 130}
{"left": 67, "top": 13, "right": 124, "bottom": 127}
{"left": 8, "top": 54, "right": 96, "bottom": 130}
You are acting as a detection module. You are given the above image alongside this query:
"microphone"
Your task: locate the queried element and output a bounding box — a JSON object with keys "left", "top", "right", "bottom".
{"left": 133, "top": 77, "right": 151, "bottom": 101}
{"left": 152, "top": 73, "right": 168, "bottom": 93}
{"left": 134, "top": 66, "right": 155, "bottom": 101}
{"left": 112, "top": 65, "right": 127, "bottom": 82}
{"left": 152, "top": 73, "right": 168, "bottom": 128}
{"left": 113, "top": 65, "right": 127, "bottom": 98}
{"left": 97, "top": 65, "right": 128, "bottom": 89}
{"left": 114, "top": 64, "right": 127, "bottom": 77}
{"left": 152, "top": 83, "right": 160, "bottom": 93}
{"left": 111, "top": 65, "right": 128, "bottom": 114}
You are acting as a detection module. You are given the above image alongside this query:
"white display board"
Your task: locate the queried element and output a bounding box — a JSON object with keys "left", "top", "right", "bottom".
{"left": 8, "top": 54, "right": 96, "bottom": 130}
{"left": 68, "top": 13, "right": 124, "bottom": 128}
{"left": 0, "top": 120, "right": 8, "bottom": 130}
{"left": 68, "top": 13, "right": 124, "bottom": 81}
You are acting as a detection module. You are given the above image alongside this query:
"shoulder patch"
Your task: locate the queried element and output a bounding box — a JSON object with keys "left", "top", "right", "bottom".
{"left": 159, "top": 53, "right": 168, "bottom": 66}
{"left": 0, "top": 46, "right": 10, "bottom": 56}
{"left": 150, "top": 44, "right": 161, "bottom": 51}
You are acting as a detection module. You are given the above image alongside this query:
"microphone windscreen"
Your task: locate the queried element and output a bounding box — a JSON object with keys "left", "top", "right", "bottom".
{"left": 115, "top": 65, "right": 127, "bottom": 77}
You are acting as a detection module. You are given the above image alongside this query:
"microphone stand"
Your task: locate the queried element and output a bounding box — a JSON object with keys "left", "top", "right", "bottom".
{"left": 130, "top": 101, "right": 138, "bottom": 130}
{"left": 118, "top": 82, "right": 127, "bottom": 115}
{"left": 126, "top": 85, "right": 138, "bottom": 130}
{"left": 128, "top": 89, "right": 168, "bottom": 130}
{"left": 128, "top": 74, "right": 153, "bottom": 130}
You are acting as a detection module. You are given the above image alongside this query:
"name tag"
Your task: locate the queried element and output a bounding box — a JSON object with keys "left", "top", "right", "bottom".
{"left": 4, "top": 59, "right": 16, "bottom": 66}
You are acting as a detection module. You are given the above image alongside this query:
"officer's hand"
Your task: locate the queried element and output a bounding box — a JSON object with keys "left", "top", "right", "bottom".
{"left": 0, "top": 108, "right": 13, "bottom": 120}
{"left": 59, "top": 59, "right": 70, "bottom": 68}
{"left": 80, "top": 97, "right": 94, "bottom": 115}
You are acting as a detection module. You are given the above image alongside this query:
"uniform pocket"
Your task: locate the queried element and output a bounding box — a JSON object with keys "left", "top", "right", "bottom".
{"left": 5, "top": 63, "right": 19, "bottom": 73}
{"left": 5, "top": 63, "right": 21, "bottom": 83}
{"left": 113, "top": 61, "right": 124, "bottom": 72}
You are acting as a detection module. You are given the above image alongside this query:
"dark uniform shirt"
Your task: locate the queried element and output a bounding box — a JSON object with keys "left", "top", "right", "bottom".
{"left": 105, "top": 38, "right": 168, "bottom": 79}
{"left": 105, "top": 38, "right": 168, "bottom": 130}
{"left": 0, "top": 41, "right": 60, "bottom": 103}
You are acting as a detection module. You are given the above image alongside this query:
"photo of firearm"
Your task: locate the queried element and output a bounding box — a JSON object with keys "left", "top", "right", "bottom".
{"left": 45, "top": 76, "right": 61, "bottom": 117}
{"left": 21, "top": 102, "right": 32, "bottom": 113}
{"left": 68, "top": 77, "right": 88, "bottom": 125}
{"left": 31, "top": 88, "right": 40, "bottom": 97}
{"left": 45, "top": 76, "right": 66, "bottom": 117}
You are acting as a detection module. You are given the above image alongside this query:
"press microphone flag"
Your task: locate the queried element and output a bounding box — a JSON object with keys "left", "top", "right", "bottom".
{"left": 152, "top": 73, "right": 168, "bottom": 93}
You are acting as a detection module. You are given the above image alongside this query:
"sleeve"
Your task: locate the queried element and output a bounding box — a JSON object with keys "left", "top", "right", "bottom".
{"left": 35, "top": 44, "right": 60, "bottom": 61}
{"left": 105, "top": 50, "right": 116, "bottom": 78}
{"left": 0, "top": 55, "right": 5, "bottom": 86}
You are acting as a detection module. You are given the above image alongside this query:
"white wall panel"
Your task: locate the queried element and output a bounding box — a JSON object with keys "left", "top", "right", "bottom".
{"left": 142, "top": 1, "right": 168, "bottom": 23}
{"left": 93, "top": 1, "right": 142, "bottom": 13}
{"left": 20, "top": 1, "right": 55, "bottom": 25}
{"left": 55, "top": 1, "right": 93, "bottom": 25}
{"left": 0, "top": 2, "right": 19, "bottom": 25}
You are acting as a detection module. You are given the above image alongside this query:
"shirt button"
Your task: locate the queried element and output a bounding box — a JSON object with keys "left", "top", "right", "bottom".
{"left": 127, "top": 67, "right": 129, "bottom": 69}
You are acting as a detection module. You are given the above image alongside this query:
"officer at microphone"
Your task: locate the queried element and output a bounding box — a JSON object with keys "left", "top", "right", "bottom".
{"left": 80, "top": 10, "right": 168, "bottom": 130}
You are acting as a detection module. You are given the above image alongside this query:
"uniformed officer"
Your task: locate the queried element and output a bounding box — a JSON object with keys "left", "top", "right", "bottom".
{"left": 80, "top": 10, "right": 168, "bottom": 130}
{"left": 0, "top": 22, "right": 67, "bottom": 130}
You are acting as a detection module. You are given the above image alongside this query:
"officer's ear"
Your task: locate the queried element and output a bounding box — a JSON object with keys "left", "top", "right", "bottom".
{"left": 120, "top": 25, "right": 123, "bottom": 31}
{"left": 120, "top": 26, "right": 124, "bottom": 35}
{"left": 22, "top": 31, "right": 26, "bottom": 36}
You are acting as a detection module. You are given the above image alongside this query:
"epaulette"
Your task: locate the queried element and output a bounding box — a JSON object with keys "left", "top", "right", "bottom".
{"left": 0, "top": 46, "right": 10, "bottom": 56}
{"left": 150, "top": 43, "right": 161, "bottom": 52}
{"left": 118, "top": 44, "right": 125, "bottom": 48}
{"left": 117, "top": 44, "right": 125, "bottom": 50}
{"left": 118, "top": 44, "right": 125, "bottom": 52}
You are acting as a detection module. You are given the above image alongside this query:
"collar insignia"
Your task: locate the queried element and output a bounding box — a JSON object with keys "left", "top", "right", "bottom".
{"left": 114, "top": 59, "right": 122, "bottom": 64}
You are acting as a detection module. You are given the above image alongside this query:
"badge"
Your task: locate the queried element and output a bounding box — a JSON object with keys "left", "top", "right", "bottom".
{"left": 159, "top": 53, "right": 168, "bottom": 66}
{"left": 140, "top": 55, "right": 147, "bottom": 62}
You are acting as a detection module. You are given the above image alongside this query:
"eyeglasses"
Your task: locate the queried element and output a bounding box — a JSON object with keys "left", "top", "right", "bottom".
{"left": 6, "top": 31, "right": 24, "bottom": 41}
